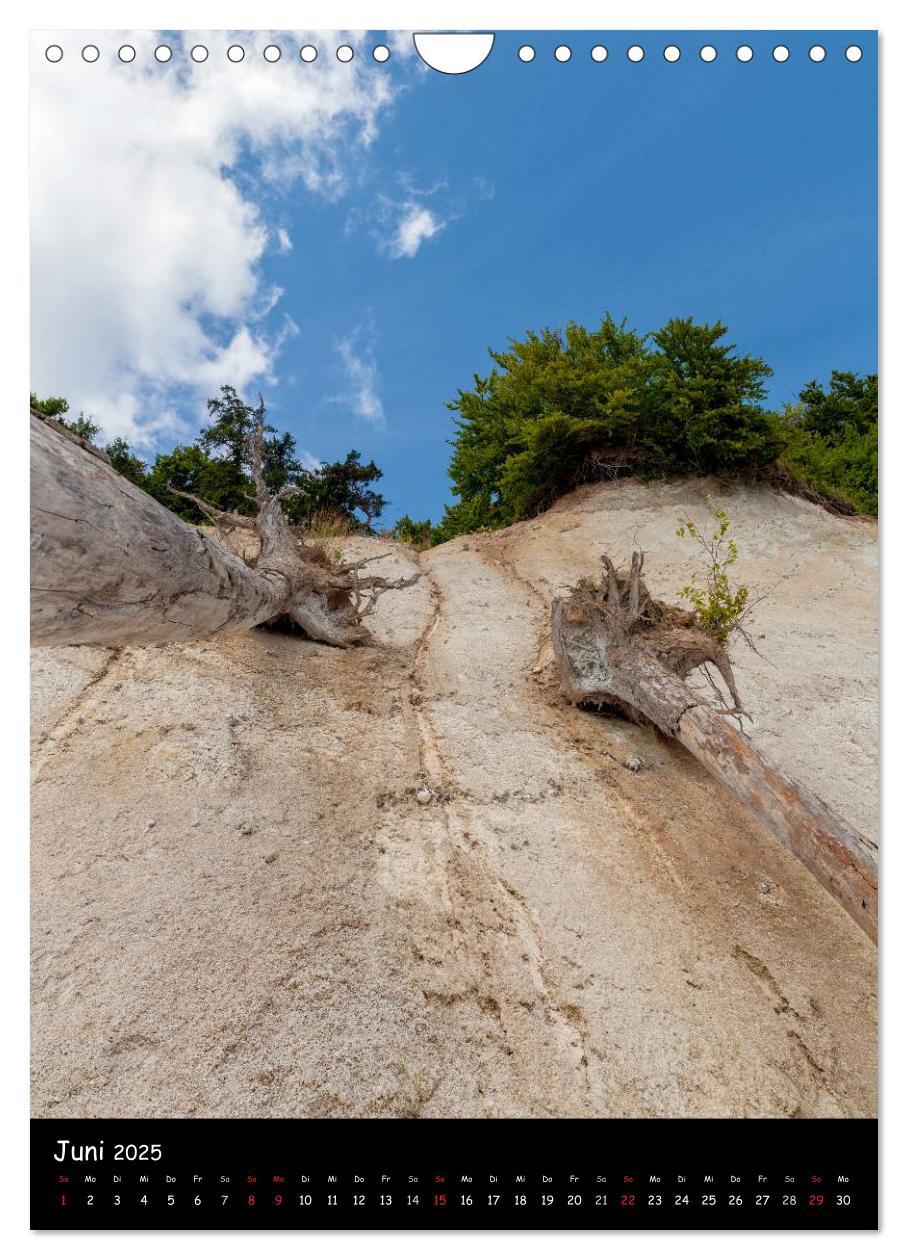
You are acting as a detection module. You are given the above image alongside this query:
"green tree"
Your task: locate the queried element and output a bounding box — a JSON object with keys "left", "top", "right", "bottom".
{"left": 196, "top": 385, "right": 310, "bottom": 510}
{"left": 797, "top": 371, "right": 877, "bottom": 439}
{"left": 105, "top": 437, "right": 147, "bottom": 486}
{"left": 262, "top": 430, "right": 304, "bottom": 495}
{"left": 30, "top": 392, "right": 70, "bottom": 421}
{"left": 778, "top": 371, "right": 877, "bottom": 515}
{"left": 200, "top": 386, "right": 263, "bottom": 466}
{"left": 643, "top": 318, "right": 782, "bottom": 476}
{"left": 30, "top": 385, "right": 388, "bottom": 528}
{"left": 31, "top": 392, "right": 102, "bottom": 443}
{"left": 440, "top": 314, "right": 782, "bottom": 537}
{"left": 62, "top": 413, "right": 101, "bottom": 442}
{"left": 392, "top": 515, "right": 445, "bottom": 549}
{"left": 435, "top": 493, "right": 507, "bottom": 541}
{"left": 443, "top": 316, "right": 649, "bottom": 532}
{"left": 195, "top": 386, "right": 265, "bottom": 511}
{"left": 285, "top": 451, "right": 387, "bottom": 531}
{"left": 144, "top": 444, "right": 248, "bottom": 521}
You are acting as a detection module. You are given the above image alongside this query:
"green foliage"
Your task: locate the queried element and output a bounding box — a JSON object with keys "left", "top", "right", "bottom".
{"left": 195, "top": 390, "right": 386, "bottom": 529}
{"left": 31, "top": 386, "right": 388, "bottom": 531}
{"left": 105, "top": 437, "right": 147, "bottom": 486}
{"left": 62, "top": 414, "right": 102, "bottom": 442}
{"left": 391, "top": 515, "right": 446, "bottom": 549}
{"left": 30, "top": 393, "right": 70, "bottom": 421}
{"left": 780, "top": 425, "right": 877, "bottom": 516}
{"left": 676, "top": 504, "right": 750, "bottom": 645}
{"left": 142, "top": 444, "right": 246, "bottom": 520}
{"left": 33, "top": 390, "right": 149, "bottom": 489}
{"left": 262, "top": 430, "right": 304, "bottom": 496}
{"left": 643, "top": 319, "right": 782, "bottom": 477}
{"left": 435, "top": 493, "right": 509, "bottom": 542}
{"left": 440, "top": 315, "right": 782, "bottom": 537}
{"left": 283, "top": 451, "right": 387, "bottom": 530}
{"left": 195, "top": 386, "right": 269, "bottom": 513}
{"left": 199, "top": 385, "right": 307, "bottom": 502}
{"left": 499, "top": 410, "right": 625, "bottom": 520}
{"left": 200, "top": 386, "right": 263, "bottom": 465}
{"left": 796, "top": 371, "right": 877, "bottom": 439}
{"left": 32, "top": 390, "right": 102, "bottom": 444}
{"left": 778, "top": 372, "right": 877, "bottom": 515}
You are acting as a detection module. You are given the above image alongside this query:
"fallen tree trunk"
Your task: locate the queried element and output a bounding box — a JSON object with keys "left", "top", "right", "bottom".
{"left": 31, "top": 410, "right": 417, "bottom": 648}
{"left": 552, "top": 551, "right": 878, "bottom": 942}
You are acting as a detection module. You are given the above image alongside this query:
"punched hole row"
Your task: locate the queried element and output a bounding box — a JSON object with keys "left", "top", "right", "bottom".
{"left": 45, "top": 41, "right": 865, "bottom": 67}
{"left": 44, "top": 44, "right": 391, "bottom": 64}
{"left": 521, "top": 43, "right": 863, "bottom": 63}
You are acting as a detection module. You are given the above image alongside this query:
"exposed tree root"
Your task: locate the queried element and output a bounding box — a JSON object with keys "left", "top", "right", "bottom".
{"left": 552, "top": 551, "right": 877, "bottom": 941}
{"left": 31, "top": 409, "right": 418, "bottom": 649}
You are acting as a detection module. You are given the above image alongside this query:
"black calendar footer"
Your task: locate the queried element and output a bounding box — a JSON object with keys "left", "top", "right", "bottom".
{"left": 31, "top": 1116, "right": 877, "bottom": 1230}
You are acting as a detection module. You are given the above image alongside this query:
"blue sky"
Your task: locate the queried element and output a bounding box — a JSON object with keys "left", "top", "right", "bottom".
{"left": 31, "top": 30, "right": 877, "bottom": 525}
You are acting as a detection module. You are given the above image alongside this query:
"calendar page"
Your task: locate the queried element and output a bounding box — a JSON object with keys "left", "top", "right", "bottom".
{"left": 29, "top": 26, "right": 878, "bottom": 1232}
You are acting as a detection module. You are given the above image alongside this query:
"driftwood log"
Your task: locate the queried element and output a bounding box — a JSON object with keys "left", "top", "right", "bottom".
{"left": 30, "top": 410, "right": 418, "bottom": 649}
{"left": 552, "top": 551, "right": 878, "bottom": 942}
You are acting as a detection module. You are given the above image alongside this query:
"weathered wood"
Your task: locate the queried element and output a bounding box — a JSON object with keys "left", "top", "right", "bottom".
{"left": 552, "top": 553, "right": 878, "bottom": 942}
{"left": 31, "top": 412, "right": 291, "bottom": 646}
{"left": 677, "top": 704, "right": 877, "bottom": 941}
{"left": 30, "top": 410, "right": 417, "bottom": 648}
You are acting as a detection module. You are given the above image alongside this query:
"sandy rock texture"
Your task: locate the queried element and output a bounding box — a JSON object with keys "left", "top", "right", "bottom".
{"left": 31, "top": 479, "right": 877, "bottom": 1119}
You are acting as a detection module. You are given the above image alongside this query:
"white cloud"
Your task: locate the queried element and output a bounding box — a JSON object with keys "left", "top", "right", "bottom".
{"left": 387, "top": 202, "right": 444, "bottom": 259}
{"left": 334, "top": 326, "right": 385, "bottom": 426}
{"left": 386, "top": 31, "right": 419, "bottom": 60}
{"left": 30, "top": 30, "right": 399, "bottom": 448}
{"left": 275, "top": 227, "right": 293, "bottom": 253}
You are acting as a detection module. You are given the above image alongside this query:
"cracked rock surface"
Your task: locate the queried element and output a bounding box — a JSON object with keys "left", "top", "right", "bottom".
{"left": 31, "top": 478, "right": 877, "bottom": 1118}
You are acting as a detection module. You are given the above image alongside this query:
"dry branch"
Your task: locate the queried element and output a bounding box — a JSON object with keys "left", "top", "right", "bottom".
{"left": 30, "top": 410, "right": 418, "bottom": 649}
{"left": 551, "top": 550, "right": 878, "bottom": 941}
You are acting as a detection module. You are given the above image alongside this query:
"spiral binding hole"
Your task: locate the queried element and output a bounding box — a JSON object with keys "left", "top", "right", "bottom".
{"left": 300, "top": 45, "right": 318, "bottom": 63}
{"left": 518, "top": 45, "right": 535, "bottom": 63}
{"left": 154, "top": 45, "right": 172, "bottom": 63}
{"left": 591, "top": 46, "right": 608, "bottom": 63}
{"left": 263, "top": 45, "right": 281, "bottom": 63}
{"left": 663, "top": 46, "right": 681, "bottom": 63}
{"left": 190, "top": 45, "right": 208, "bottom": 63}
{"left": 118, "top": 45, "right": 136, "bottom": 63}
{"left": 372, "top": 45, "right": 390, "bottom": 63}
{"left": 627, "top": 45, "right": 644, "bottom": 63}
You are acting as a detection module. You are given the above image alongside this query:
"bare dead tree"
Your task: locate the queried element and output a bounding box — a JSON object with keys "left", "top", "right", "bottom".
{"left": 30, "top": 410, "right": 418, "bottom": 649}
{"left": 551, "top": 550, "right": 878, "bottom": 942}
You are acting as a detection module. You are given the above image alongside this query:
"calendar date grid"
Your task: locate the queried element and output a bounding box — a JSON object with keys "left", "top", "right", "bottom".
{"left": 49, "top": 1166, "right": 859, "bottom": 1218}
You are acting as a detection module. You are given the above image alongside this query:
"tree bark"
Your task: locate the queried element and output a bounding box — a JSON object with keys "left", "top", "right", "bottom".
{"left": 30, "top": 411, "right": 416, "bottom": 649}
{"left": 676, "top": 704, "right": 877, "bottom": 941}
{"left": 552, "top": 552, "right": 878, "bottom": 942}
